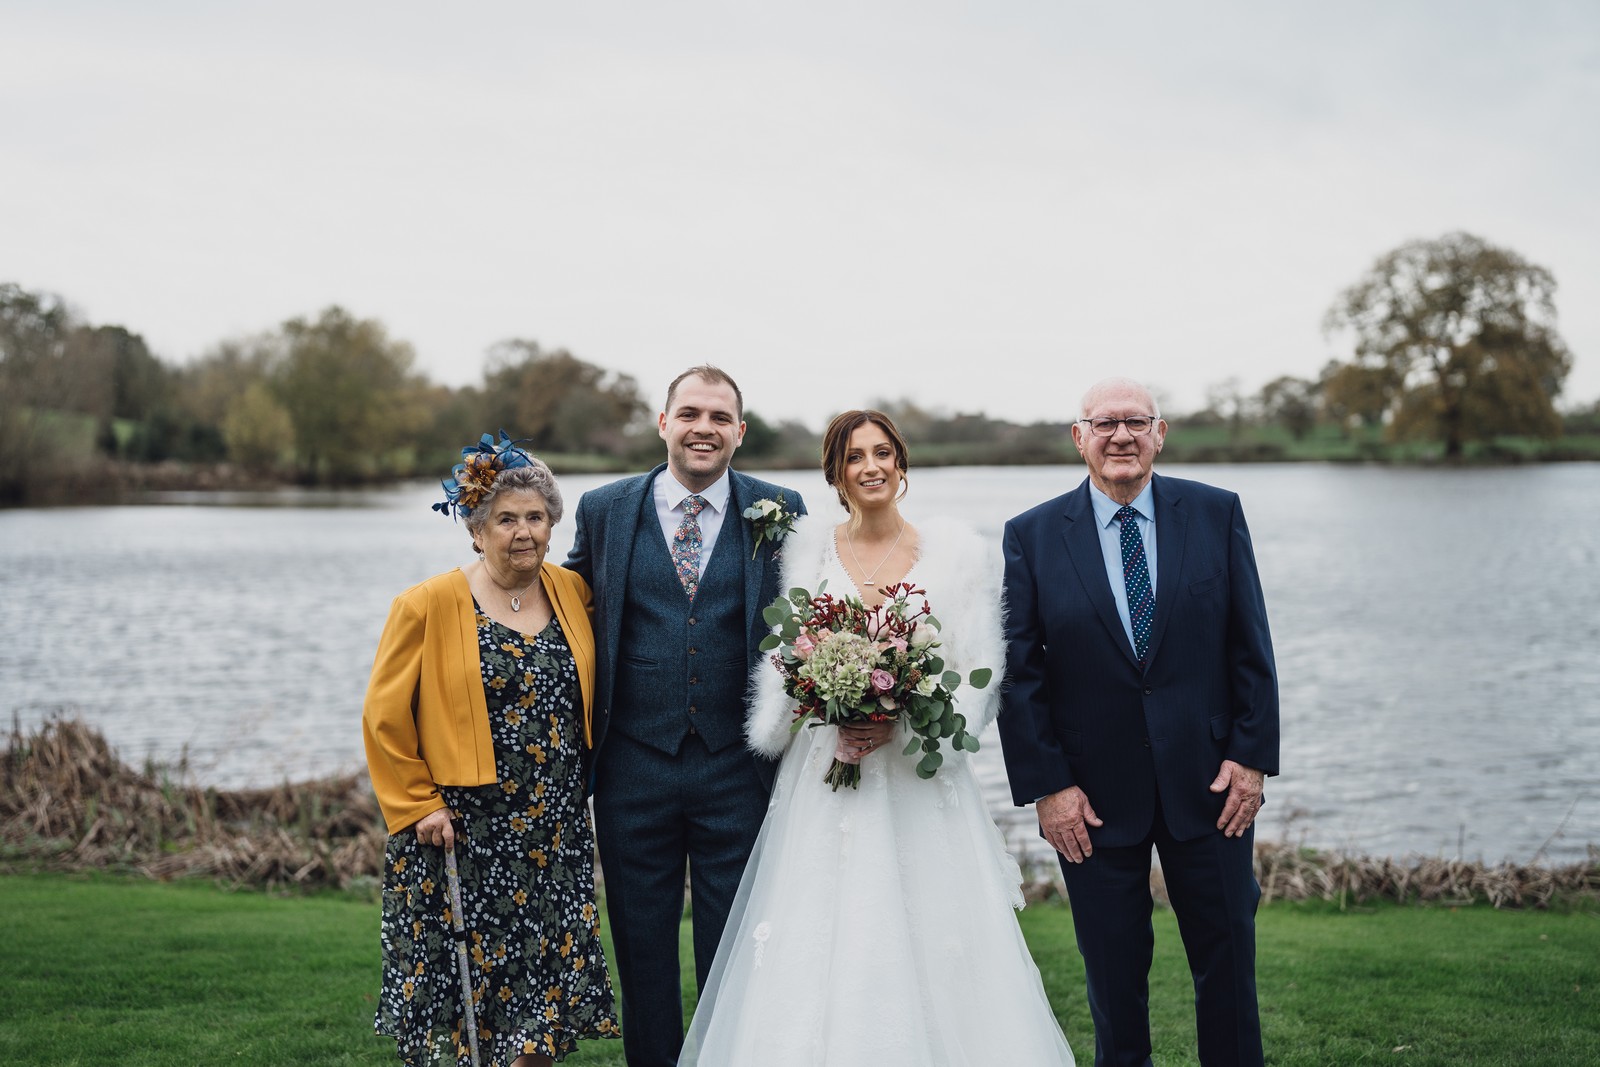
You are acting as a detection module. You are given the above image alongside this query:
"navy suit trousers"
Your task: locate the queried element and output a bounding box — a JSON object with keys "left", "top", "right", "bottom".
{"left": 1058, "top": 803, "right": 1263, "bottom": 1067}
{"left": 593, "top": 730, "right": 767, "bottom": 1067}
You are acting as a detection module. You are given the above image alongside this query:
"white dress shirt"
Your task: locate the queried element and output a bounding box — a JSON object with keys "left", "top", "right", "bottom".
{"left": 653, "top": 469, "right": 732, "bottom": 580}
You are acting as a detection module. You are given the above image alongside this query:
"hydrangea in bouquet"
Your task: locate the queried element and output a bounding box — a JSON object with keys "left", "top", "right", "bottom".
{"left": 759, "top": 581, "right": 993, "bottom": 790}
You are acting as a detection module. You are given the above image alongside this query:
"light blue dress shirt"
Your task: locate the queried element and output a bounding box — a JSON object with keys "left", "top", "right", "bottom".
{"left": 1088, "top": 479, "right": 1158, "bottom": 658}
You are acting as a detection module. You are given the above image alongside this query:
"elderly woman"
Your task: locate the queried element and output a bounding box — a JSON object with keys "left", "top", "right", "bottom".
{"left": 364, "top": 433, "right": 619, "bottom": 1067}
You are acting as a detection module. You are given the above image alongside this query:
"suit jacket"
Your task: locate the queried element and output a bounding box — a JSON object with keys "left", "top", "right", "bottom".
{"left": 362, "top": 563, "right": 596, "bottom": 835}
{"left": 565, "top": 464, "right": 805, "bottom": 780}
{"left": 998, "top": 472, "right": 1279, "bottom": 845}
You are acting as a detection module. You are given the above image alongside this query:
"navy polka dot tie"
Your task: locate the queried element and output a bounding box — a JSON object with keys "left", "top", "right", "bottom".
{"left": 1116, "top": 504, "right": 1155, "bottom": 664}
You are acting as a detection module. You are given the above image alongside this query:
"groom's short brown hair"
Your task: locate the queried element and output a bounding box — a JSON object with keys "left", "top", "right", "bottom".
{"left": 665, "top": 365, "right": 744, "bottom": 421}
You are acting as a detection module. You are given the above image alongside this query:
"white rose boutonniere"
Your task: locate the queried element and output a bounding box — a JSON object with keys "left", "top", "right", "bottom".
{"left": 743, "top": 493, "right": 798, "bottom": 559}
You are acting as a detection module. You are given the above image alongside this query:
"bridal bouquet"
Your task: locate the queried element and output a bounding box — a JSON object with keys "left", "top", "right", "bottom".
{"left": 759, "top": 581, "right": 992, "bottom": 790}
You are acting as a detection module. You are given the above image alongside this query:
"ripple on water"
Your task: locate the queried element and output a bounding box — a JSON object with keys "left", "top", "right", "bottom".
{"left": 3, "top": 465, "right": 1598, "bottom": 865}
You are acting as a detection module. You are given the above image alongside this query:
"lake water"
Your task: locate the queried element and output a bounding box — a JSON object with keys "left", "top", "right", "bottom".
{"left": 2, "top": 463, "right": 1596, "bottom": 867}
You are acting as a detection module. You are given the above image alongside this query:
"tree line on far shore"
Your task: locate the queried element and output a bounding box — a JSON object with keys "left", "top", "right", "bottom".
{"left": 1, "top": 231, "right": 1593, "bottom": 506}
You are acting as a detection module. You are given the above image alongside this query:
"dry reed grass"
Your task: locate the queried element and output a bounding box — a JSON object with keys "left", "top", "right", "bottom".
{"left": 1251, "top": 839, "right": 1600, "bottom": 910}
{"left": 1, "top": 717, "right": 386, "bottom": 891}
{"left": 6, "top": 718, "right": 1597, "bottom": 906}
{"left": 1014, "top": 813, "right": 1599, "bottom": 910}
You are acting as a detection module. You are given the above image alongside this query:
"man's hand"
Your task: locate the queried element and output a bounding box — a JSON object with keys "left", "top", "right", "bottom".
{"left": 1038, "top": 786, "right": 1103, "bottom": 863}
{"left": 1210, "top": 760, "right": 1265, "bottom": 838}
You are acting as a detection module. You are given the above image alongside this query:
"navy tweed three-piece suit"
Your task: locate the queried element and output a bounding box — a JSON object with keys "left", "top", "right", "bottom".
{"left": 566, "top": 462, "right": 803, "bottom": 1067}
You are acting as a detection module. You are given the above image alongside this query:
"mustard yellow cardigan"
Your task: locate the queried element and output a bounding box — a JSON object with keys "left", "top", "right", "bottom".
{"left": 362, "top": 563, "right": 596, "bottom": 834}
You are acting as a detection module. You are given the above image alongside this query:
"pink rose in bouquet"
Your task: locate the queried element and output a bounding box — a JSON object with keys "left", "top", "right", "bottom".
{"left": 759, "top": 580, "right": 993, "bottom": 790}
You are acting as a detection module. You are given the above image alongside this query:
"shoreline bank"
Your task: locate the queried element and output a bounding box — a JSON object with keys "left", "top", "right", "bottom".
{"left": 6, "top": 718, "right": 1596, "bottom": 908}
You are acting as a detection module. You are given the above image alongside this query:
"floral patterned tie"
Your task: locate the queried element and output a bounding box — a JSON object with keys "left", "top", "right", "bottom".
{"left": 672, "top": 495, "right": 708, "bottom": 599}
{"left": 1116, "top": 504, "right": 1155, "bottom": 664}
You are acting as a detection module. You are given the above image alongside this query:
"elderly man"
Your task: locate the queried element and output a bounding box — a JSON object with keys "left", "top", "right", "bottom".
{"left": 998, "top": 377, "right": 1279, "bottom": 1067}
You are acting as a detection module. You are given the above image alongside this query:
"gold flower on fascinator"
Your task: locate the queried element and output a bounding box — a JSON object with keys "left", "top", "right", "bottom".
{"left": 433, "top": 430, "right": 534, "bottom": 521}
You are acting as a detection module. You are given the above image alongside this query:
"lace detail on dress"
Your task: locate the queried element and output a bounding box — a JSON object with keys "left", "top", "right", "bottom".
{"left": 751, "top": 922, "right": 772, "bottom": 969}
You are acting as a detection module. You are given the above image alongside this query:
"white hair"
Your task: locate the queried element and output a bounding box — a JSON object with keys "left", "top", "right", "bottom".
{"left": 463, "top": 462, "right": 565, "bottom": 538}
{"left": 1079, "top": 377, "right": 1161, "bottom": 420}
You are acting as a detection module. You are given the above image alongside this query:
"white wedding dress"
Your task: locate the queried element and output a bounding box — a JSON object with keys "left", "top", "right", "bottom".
{"left": 680, "top": 516, "right": 1075, "bottom": 1066}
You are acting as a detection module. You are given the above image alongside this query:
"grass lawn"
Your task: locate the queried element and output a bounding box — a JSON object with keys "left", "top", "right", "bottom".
{"left": 1, "top": 872, "right": 1595, "bottom": 1066}
{"left": 1019, "top": 901, "right": 1600, "bottom": 1065}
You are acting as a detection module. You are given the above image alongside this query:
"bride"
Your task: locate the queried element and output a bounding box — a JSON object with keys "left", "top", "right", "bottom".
{"left": 680, "top": 410, "right": 1075, "bottom": 1066}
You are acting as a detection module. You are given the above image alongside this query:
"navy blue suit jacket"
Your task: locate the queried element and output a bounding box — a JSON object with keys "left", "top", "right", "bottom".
{"left": 565, "top": 464, "right": 805, "bottom": 784}
{"left": 999, "top": 472, "right": 1279, "bottom": 845}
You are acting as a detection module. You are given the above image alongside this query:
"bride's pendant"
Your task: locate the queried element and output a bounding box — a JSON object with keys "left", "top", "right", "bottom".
{"left": 844, "top": 521, "right": 905, "bottom": 590}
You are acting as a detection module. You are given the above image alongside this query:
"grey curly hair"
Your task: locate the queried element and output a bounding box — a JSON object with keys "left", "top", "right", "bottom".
{"left": 462, "top": 462, "right": 565, "bottom": 541}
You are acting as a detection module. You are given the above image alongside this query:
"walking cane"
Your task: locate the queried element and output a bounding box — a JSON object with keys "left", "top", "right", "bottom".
{"left": 443, "top": 835, "right": 483, "bottom": 1067}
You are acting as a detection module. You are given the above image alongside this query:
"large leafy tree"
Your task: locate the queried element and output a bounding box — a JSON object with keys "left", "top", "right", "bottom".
{"left": 0, "top": 289, "right": 169, "bottom": 430}
{"left": 1324, "top": 232, "right": 1572, "bottom": 458}
{"left": 481, "top": 341, "right": 647, "bottom": 456}
{"left": 63, "top": 325, "right": 167, "bottom": 419}
{"left": 221, "top": 381, "right": 294, "bottom": 473}
{"left": 271, "top": 306, "right": 430, "bottom": 482}
{"left": 0, "top": 284, "right": 76, "bottom": 500}
{"left": 178, "top": 339, "right": 274, "bottom": 427}
{"left": 1255, "top": 375, "right": 1320, "bottom": 441}
{"left": 58, "top": 325, "right": 172, "bottom": 454}
{"left": 0, "top": 283, "right": 74, "bottom": 402}
{"left": 1318, "top": 359, "right": 1392, "bottom": 431}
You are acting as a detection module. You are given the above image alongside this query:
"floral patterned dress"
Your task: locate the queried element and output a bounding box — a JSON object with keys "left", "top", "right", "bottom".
{"left": 376, "top": 608, "right": 619, "bottom": 1065}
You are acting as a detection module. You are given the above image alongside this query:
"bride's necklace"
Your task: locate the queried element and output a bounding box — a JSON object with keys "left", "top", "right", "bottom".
{"left": 844, "top": 521, "right": 905, "bottom": 584}
{"left": 486, "top": 564, "right": 540, "bottom": 612}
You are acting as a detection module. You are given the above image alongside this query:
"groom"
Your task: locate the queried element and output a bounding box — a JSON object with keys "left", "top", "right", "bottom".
{"left": 998, "top": 376, "right": 1279, "bottom": 1066}
{"left": 566, "top": 365, "right": 805, "bottom": 1067}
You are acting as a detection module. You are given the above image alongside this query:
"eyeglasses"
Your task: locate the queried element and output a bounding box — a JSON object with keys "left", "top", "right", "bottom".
{"left": 1077, "top": 416, "right": 1158, "bottom": 437}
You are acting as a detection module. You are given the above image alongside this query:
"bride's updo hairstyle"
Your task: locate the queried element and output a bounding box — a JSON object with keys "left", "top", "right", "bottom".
{"left": 821, "top": 409, "right": 910, "bottom": 515}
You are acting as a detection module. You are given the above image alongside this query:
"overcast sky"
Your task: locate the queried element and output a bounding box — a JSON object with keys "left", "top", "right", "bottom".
{"left": 6, "top": 1, "right": 1597, "bottom": 426}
